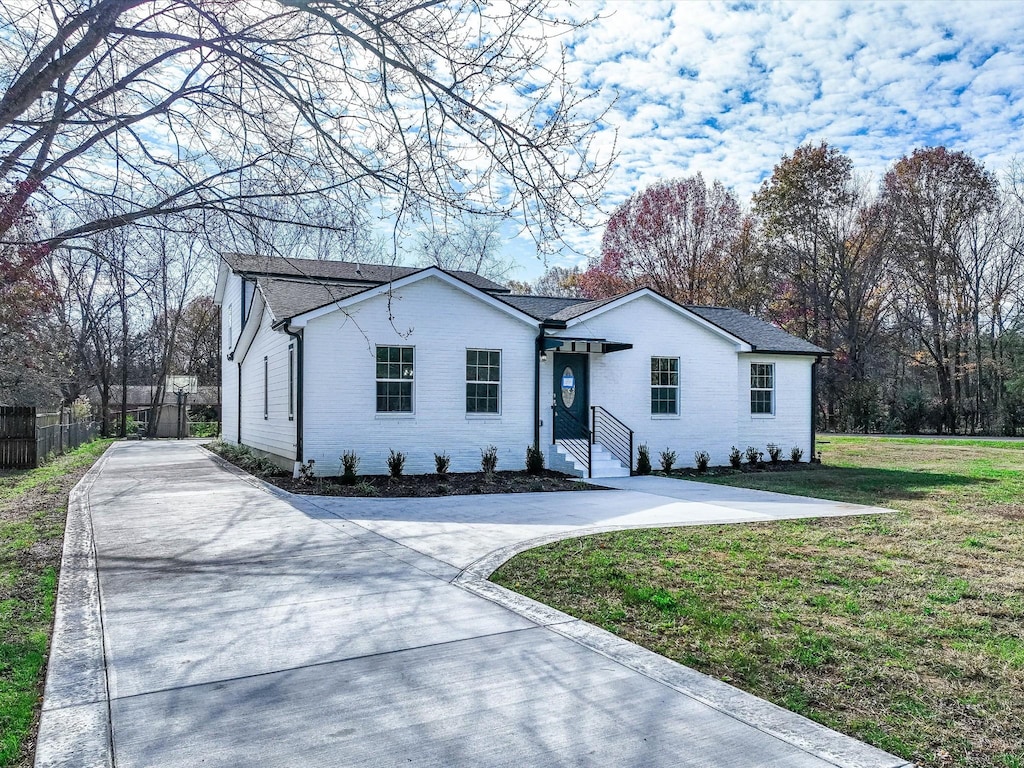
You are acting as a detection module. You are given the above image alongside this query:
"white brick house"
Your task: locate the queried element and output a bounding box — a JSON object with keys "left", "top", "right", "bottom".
{"left": 214, "top": 253, "right": 828, "bottom": 477}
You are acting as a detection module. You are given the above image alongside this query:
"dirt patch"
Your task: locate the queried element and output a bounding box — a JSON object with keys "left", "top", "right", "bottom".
{"left": 656, "top": 460, "right": 825, "bottom": 479}
{"left": 266, "top": 469, "right": 605, "bottom": 497}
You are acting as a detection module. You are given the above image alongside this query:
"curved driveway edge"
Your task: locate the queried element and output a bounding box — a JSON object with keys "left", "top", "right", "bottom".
{"left": 38, "top": 442, "right": 912, "bottom": 768}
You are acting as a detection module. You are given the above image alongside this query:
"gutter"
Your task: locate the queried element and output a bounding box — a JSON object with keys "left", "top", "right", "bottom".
{"left": 284, "top": 323, "right": 304, "bottom": 468}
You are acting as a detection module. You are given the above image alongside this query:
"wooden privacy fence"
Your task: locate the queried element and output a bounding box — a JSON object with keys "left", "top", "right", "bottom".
{"left": 0, "top": 406, "right": 99, "bottom": 469}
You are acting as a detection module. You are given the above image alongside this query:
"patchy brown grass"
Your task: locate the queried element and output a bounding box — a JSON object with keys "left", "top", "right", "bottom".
{"left": 491, "top": 437, "right": 1024, "bottom": 768}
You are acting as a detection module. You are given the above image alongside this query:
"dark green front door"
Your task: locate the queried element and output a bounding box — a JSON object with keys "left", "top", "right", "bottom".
{"left": 553, "top": 353, "right": 588, "bottom": 439}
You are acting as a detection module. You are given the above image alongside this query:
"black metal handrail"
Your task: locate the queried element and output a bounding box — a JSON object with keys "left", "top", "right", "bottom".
{"left": 552, "top": 404, "right": 592, "bottom": 477}
{"left": 591, "top": 406, "right": 634, "bottom": 472}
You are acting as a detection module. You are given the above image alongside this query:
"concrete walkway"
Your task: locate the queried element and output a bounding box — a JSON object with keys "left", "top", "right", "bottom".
{"left": 37, "top": 441, "right": 910, "bottom": 768}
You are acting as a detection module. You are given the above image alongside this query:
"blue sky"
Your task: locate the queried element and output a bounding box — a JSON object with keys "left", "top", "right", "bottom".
{"left": 506, "top": 0, "right": 1024, "bottom": 281}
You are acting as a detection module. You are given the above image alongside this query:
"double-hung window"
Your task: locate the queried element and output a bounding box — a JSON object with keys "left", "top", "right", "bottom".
{"left": 650, "top": 357, "right": 679, "bottom": 415}
{"left": 376, "top": 346, "right": 414, "bottom": 413}
{"left": 750, "top": 363, "right": 774, "bottom": 415}
{"left": 466, "top": 349, "right": 500, "bottom": 414}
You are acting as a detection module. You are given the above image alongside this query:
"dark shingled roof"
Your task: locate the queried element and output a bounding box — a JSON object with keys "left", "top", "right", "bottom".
{"left": 257, "top": 277, "right": 366, "bottom": 320}
{"left": 502, "top": 292, "right": 827, "bottom": 355}
{"left": 221, "top": 252, "right": 510, "bottom": 294}
{"left": 684, "top": 306, "right": 829, "bottom": 355}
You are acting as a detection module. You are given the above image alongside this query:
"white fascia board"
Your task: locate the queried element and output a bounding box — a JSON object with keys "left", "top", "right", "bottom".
{"left": 286, "top": 268, "right": 541, "bottom": 329}
{"left": 229, "top": 291, "right": 266, "bottom": 364}
{"left": 213, "top": 260, "right": 230, "bottom": 305}
{"left": 564, "top": 288, "right": 753, "bottom": 352}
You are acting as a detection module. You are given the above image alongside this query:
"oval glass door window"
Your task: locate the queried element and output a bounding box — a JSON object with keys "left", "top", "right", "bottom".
{"left": 560, "top": 366, "right": 576, "bottom": 408}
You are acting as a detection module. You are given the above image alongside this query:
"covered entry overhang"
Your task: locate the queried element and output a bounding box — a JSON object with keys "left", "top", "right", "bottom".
{"left": 539, "top": 336, "right": 633, "bottom": 354}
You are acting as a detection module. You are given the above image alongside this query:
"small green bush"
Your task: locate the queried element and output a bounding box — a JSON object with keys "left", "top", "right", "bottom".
{"left": 636, "top": 443, "right": 652, "bottom": 474}
{"left": 729, "top": 446, "right": 742, "bottom": 468}
{"left": 744, "top": 445, "right": 761, "bottom": 465}
{"left": 298, "top": 459, "right": 317, "bottom": 485}
{"left": 434, "top": 452, "right": 450, "bottom": 476}
{"left": 694, "top": 450, "right": 710, "bottom": 472}
{"left": 790, "top": 445, "right": 804, "bottom": 463}
{"left": 386, "top": 449, "right": 406, "bottom": 478}
{"left": 659, "top": 449, "right": 677, "bottom": 473}
{"left": 525, "top": 445, "right": 545, "bottom": 474}
{"left": 340, "top": 451, "right": 359, "bottom": 485}
{"left": 766, "top": 443, "right": 782, "bottom": 464}
{"left": 481, "top": 445, "right": 498, "bottom": 474}
{"left": 354, "top": 480, "right": 379, "bottom": 497}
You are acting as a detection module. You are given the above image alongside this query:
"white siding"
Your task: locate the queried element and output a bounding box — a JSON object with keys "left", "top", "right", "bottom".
{"left": 219, "top": 271, "right": 242, "bottom": 444}
{"left": 238, "top": 305, "right": 296, "bottom": 463}
{"left": 737, "top": 354, "right": 813, "bottom": 461}
{"left": 302, "top": 277, "right": 537, "bottom": 475}
{"left": 551, "top": 295, "right": 743, "bottom": 469}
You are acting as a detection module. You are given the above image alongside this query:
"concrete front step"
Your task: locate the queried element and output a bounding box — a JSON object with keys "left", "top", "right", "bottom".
{"left": 548, "top": 441, "right": 630, "bottom": 478}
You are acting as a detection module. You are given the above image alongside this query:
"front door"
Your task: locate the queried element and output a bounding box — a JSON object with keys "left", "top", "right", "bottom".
{"left": 553, "top": 353, "right": 589, "bottom": 440}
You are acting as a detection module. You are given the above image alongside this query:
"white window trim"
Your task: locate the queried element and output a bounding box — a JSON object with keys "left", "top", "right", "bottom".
{"left": 650, "top": 356, "right": 680, "bottom": 418}
{"left": 750, "top": 362, "right": 776, "bottom": 418}
{"left": 263, "top": 355, "right": 268, "bottom": 420}
{"left": 466, "top": 348, "right": 502, "bottom": 416}
{"left": 287, "top": 343, "right": 295, "bottom": 422}
{"left": 375, "top": 345, "right": 415, "bottom": 415}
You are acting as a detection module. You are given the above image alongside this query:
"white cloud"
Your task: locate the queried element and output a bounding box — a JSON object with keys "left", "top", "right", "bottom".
{"left": 511, "top": 0, "right": 1024, "bottom": 280}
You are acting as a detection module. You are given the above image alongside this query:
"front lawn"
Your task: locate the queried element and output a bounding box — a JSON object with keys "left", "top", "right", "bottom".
{"left": 0, "top": 440, "right": 113, "bottom": 768}
{"left": 491, "top": 437, "right": 1024, "bottom": 768}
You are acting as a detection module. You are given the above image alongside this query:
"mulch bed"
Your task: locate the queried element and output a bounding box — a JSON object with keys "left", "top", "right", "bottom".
{"left": 265, "top": 469, "right": 607, "bottom": 497}
{"left": 653, "top": 460, "right": 825, "bottom": 479}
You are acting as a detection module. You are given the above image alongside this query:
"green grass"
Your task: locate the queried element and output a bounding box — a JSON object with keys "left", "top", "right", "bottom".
{"left": 0, "top": 440, "right": 112, "bottom": 768}
{"left": 492, "top": 437, "right": 1024, "bottom": 768}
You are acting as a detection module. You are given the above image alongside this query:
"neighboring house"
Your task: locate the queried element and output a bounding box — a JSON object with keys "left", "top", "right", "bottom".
{"left": 215, "top": 253, "right": 828, "bottom": 477}
{"left": 87, "top": 381, "right": 221, "bottom": 437}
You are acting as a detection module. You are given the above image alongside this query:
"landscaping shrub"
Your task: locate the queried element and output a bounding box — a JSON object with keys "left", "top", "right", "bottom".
{"left": 790, "top": 445, "right": 804, "bottom": 463}
{"left": 744, "top": 445, "right": 761, "bottom": 465}
{"left": 434, "top": 452, "right": 450, "bottom": 476}
{"left": 636, "top": 444, "right": 652, "bottom": 474}
{"left": 209, "top": 441, "right": 282, "bottom": 477}
{"left": 481, "top": 445, "right": 499, "bottom": 474}
{"left": 298, "top": 459, "right": 317, "bottom": 484}
{"left": 766, "top": 443, "right": 782, "bottom": 464}
{"left": 729, "top": 446, "right": 742, "bottom": 468}
{"left": 525, "top": 445, "right": 545, "bottom": 474}
{"left": 386, "top": 449, "right": 406, "bottom": 478}
{"left": 340, "top": 451, "right": 359, "bottom": 485}
{"left": 694, "top": 450, "right": 710, "bottom": 472}
{"left": 659, "top": 449, "right": 677, "bottom": 473}
{"left": 354, "top": 480, "right": 379, "bottom": 497}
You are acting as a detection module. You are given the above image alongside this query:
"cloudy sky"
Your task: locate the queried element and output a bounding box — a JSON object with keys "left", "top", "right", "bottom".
{"left": 509, "top": 0, "right": 1024, "bottom": 281}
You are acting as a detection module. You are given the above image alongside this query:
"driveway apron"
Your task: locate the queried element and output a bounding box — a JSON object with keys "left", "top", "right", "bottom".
{"left": 37, "top": 441, "right": 910, "bottom": 768}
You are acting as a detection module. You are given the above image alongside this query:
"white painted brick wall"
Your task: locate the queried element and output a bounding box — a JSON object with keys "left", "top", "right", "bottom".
{"left": 551, "top": 295, "right": 743, "bottom": 469}
{"left": 238, "top": 305, "right": 297, "bottom": 462}
{"left": 736, "top": 354, "right": 813, "bottom": 461}
{"left": 302, "top": 277, "right": 537, "bottom": 475}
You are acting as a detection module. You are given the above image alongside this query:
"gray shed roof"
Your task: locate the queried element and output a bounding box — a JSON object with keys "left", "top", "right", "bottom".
{"left": 683, "top": 306, "right": 829, "bottom": 355}
{"left": 257, "top": 277, "right": 366, "bottom": 321}
{"left": 501, "top": 291, "right": 827, "bottom": 355}
{"left": 221, "top": 252, "right": 509, "bottom": 294}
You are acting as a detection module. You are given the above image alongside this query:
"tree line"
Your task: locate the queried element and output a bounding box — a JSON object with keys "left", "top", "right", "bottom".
{"left": 527, "top": 144, "right": 1024, "bottom": 435}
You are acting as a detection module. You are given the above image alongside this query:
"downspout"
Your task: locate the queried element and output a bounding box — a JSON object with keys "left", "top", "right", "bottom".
{"left": 534, "top": 332, "right": 543, "bottom": 450}
{"left": 236, "top": 361, "right": 242, "bottom": 444}
{"left": 810, "top": 356, "right": 820, "bottom": 462}
{"left": 284, "top": 324, "right": 304, "bottom": 467}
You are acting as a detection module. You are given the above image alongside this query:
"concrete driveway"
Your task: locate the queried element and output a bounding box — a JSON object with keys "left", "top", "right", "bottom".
{"left": 38, "top": 441, "right": 909, "bottom": 768}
